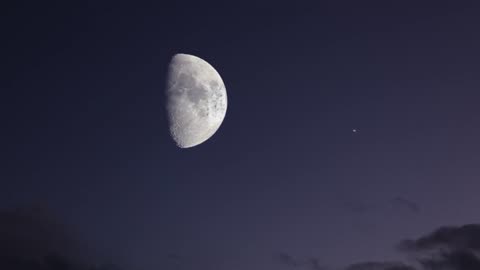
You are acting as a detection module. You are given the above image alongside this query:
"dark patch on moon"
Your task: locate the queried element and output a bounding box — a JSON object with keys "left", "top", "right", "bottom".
{"left": 170, "top": 73, "right": 196, "bottom": 96}
{"left": 187, "top": 84, "right": 208, "bottom": 104}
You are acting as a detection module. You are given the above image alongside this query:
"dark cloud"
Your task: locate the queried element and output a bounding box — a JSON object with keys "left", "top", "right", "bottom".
{"left": 276, "top": 254, "right": 328, "bottom": 270}
{"left": 399, "top": 224, "right": 480, "bottom": 252}
{"left": 308, "top": 257, "right": 326, "bottom": 270}
{"left": 391, "top": 197, "right": 420, "bottom": 214}
{"left": 344, "top": 224, "right": 480, "bottom": 270}
{"left": 277, "top": 252, "right": 302, "bottom": 267}
{"left": 342, "top": 201, "right": 371, "bottom": 214}
{"left": 418, "top": 249, "right": 480, "bottom": 270}
{"left": 398, "top": 224, "right": 480, "bottom": 270}
{"left": 276, "top": 224, "right": 480, "bottom": 270}
{"left": 0, "top": 207, "right": 120, "bottom": 270}
{"left": 342, "top": 197, "right": 421, "bottom": 216}
{"left": 345, "top": 261, "right": 416, "bottom": 270}
{"left": 0, "top": 207, "right": 80, "bottom": 261}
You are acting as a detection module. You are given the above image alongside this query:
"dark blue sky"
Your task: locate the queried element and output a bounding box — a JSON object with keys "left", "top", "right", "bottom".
{"left": 3, "top": 2, "right": 480, "bottom": 270}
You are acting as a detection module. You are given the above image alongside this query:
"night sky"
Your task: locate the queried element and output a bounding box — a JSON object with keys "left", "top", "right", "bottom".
{"left": 3, "top": 2, "right": 480, "bottom": 270}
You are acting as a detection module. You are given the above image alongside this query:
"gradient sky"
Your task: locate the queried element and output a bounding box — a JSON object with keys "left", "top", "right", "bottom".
{"left": 3, "top": 2, "right": 480, "bottom": 270}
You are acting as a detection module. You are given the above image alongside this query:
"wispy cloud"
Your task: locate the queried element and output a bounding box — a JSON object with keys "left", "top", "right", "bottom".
{"left": 276, "top": 252, "right": 302, "bottom": 267}
{"left": 391, "top": 197, "right": 420, "bottom": 214}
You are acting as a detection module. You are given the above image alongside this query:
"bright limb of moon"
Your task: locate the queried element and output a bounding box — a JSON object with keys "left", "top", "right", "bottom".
{"left": 165, "top": 53, "right": 227, "bottom": 148}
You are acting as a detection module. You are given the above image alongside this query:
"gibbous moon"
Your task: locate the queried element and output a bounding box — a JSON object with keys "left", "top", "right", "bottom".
{"left": 165, "top": 53, "right": 227, "bottom": 148}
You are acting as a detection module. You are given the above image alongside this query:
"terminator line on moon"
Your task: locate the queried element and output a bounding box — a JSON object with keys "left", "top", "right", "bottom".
{"left": 165, "top": 53, "right": 228, "bottom": 148}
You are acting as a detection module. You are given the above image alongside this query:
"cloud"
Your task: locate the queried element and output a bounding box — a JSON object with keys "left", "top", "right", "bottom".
{"left": 342, "top": 201, "right": 371, "bottom": 214}
{"left": 391, "top": 197, "right": 420, "bottom": 214}
{"left": 276, "top": 224, "right": 480, "bottom": 270}
{"left": 345, "top": 261, "right": 416, "bottom": 270}
{"left": 398, "top": 224, "right": 480, "bottom": 270}
{"left": 341, "top": 197, "right": 421, "bottom": 216}
{"left": 277, "top": 252, "right": 302, "bottom": 267}
{"left": 0, "top": 206, "right": 118, "bottom": 270}
{"left": 398, "top": 224, "right": 480, "bottom": 252}
{"left": 308, "top": 257, "right": 327, "bottom": 270}
{"left": 0, "top": 207, "right": 79, "bottom": 261}
{"left": 276, "top": 253, "right": 328, "bottom": 270}
{"left": 344, "top": 224, "right": 480, "bottom": 270}
{"left": 417, "top": 249, "right": 480, "bottom": 270}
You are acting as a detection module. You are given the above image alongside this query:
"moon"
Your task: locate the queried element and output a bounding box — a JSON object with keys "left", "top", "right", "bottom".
{"left": 165, "top": 53, "right": 227, "bottom": 148}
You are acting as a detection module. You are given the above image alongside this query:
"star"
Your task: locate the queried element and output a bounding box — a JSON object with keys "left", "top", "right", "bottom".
{"left": 352, "top": 129, "right": 357, "bottom": 133}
